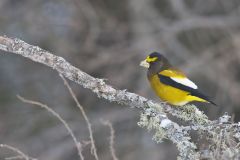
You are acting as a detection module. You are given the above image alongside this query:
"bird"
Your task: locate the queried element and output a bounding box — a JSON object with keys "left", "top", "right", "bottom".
{"left": 140, "top": 52, "right": 216, "bottom": 106}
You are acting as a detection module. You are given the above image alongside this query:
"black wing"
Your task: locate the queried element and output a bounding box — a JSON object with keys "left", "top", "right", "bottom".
{"left": 158, "top": 74, "right": 216, "bottom": 105}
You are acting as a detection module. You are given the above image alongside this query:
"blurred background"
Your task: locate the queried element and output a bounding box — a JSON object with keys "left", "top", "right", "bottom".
{"left": 0, "top": 0, "right": 240, "bottom": 159}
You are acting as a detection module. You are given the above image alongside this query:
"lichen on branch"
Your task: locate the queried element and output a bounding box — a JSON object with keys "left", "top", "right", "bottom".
{"left": 1, "top": 35, "right": 240, "bottom": 160}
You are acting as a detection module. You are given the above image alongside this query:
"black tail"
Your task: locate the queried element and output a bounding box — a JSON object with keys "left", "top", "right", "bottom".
{"left": 191, "top": 90, "right": 217, "bottom": 106}
{"left": 190, "top": 89, "right": 217, "bottom": 106}
{"left": 207, "top": 99, "right": 217, "bottom": 106}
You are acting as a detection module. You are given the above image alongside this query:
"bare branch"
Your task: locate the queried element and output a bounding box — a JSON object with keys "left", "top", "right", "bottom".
{"left": 0, "top": 144, "right": 37, "bottom": 160}
{"left": 17, "top": 95, "right": 84, "bottom": 160}
{"left": 59, "top": 74, "right": 99, "bottom": 160}
{"left": 5, "top": 155, "right": 25, "bottom": 160}
{"left": 101, "top": 120, "right": 119, "bottom": 160}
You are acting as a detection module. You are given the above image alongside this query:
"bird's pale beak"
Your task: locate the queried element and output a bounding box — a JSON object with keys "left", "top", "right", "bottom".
{"left": 140, "top": 59, "right": 150, "bottom": 68}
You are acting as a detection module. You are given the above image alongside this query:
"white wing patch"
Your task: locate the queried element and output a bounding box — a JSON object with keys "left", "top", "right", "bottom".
{"left": 170, "top": 77, "right": 198, "bottom": 89}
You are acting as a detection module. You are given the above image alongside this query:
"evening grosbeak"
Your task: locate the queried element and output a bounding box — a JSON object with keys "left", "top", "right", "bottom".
{"left": 140, "top": 52, "right": 216, "bottom": 106}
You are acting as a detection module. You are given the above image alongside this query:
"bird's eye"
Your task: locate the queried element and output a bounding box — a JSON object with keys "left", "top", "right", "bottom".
{"left": 146, "top": 56, "right": 158, "bottom": 63}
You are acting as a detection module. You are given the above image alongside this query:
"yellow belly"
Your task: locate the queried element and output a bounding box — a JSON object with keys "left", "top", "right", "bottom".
{"left": 149, "top": 75, "right": 206, "bottom": 106}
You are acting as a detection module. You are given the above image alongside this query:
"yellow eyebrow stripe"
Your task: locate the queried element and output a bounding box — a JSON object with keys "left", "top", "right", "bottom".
{"left": 146, "top": 56, "right": 158, "bottom": 62}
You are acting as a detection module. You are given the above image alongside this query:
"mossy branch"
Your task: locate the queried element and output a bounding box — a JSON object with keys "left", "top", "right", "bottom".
{"left": 1, "top": 35, "right": 240, "bottom": 159}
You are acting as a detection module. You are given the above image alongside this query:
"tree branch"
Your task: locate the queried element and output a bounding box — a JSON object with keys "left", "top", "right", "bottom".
{"left": 17, "top": 95, "right": 85, "bottom": 160}
{"left": 60, "top": 74, "right": 98, "bottom": 160}
{"left": 2, "top": 35, "right": 240, "bottom": 159}
{"left": 0, "top": 144, "right": 37, "bottom": 160}
{"left": 0, "top": 35, "right": 203, "bottom": 159}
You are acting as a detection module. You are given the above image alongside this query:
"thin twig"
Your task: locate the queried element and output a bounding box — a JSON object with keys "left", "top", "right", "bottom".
{"left": 59, "top": 74, "right": 99, "bottom": 160}
{"left": 101, "top": 120, "right": 118, "bottom": 160}
{"left": 16, "top": 95, "right": 84, "bottom": 160}
{"left": 5, "top": 156, "right": 26, "bottom": 160}
{"left": 0, "top": 144, "right": 36, "bottom": 160}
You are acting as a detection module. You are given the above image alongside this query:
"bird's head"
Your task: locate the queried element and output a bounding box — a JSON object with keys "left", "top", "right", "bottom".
{"left": 140, "top": 52, "right": 171, "bottom": 72}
